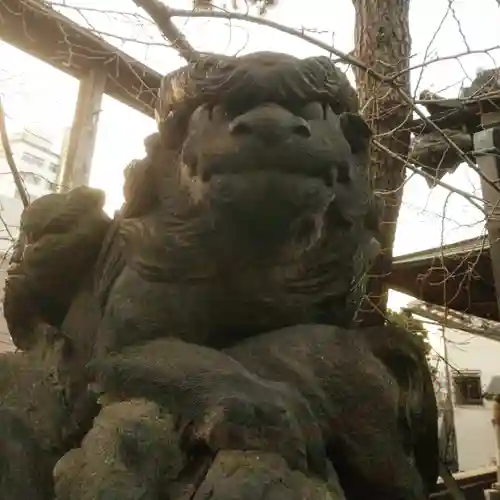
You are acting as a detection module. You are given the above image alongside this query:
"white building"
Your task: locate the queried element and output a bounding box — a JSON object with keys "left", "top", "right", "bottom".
{"left": 0, "top": 128, "right": 61, "bottom": 199}
{"left": 425, "top": 317, "right": 500, "bottom": 472}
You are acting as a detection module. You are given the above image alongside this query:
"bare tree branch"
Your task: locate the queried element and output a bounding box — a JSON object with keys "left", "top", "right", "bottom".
{"left": 0, "top": 96, "right": 29, "bottom": 208}
{"left": 160, "top": 7, "right": 499, "bottom": 194}
{"left": 131, "top": 0, "right": 199, "bottom": 62}
{"left": 373, "top": 139, "right": 486, "bottom": 215}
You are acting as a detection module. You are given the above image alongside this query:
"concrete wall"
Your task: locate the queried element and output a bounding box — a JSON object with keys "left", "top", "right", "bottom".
{"left": 454, "top": 404, "right": 497, "bottom": 471}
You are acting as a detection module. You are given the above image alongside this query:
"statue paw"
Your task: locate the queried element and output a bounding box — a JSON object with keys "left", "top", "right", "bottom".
{"left": 177, "top": 372, "right": 326, "bottom": 475}
{"left": 90, "top": 339, "right": 327, "bottom": 477}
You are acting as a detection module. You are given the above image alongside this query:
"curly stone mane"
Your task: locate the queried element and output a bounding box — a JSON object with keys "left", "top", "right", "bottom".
{"left": 156, "top": 52, "right": 359, "bottom": 125}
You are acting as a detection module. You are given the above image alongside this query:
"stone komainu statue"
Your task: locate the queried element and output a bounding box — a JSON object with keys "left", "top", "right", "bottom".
{"left": 0, "top": 52, "right": 438, "bottom": 500}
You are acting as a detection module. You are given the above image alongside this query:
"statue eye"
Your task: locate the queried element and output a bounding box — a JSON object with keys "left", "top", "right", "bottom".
{"left": 205, "top": 103, "right": 215, "bottom": 120}
{"left": 203, "top": 103, "right": 231, "bottom": 121}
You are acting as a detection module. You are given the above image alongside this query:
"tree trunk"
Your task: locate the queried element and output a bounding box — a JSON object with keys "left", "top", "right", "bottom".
{"left": 352, "top": 0, "right": 412, "bottom": 326}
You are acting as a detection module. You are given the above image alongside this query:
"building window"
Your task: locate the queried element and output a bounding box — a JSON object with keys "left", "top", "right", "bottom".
{"left": 49, "top": 162, "right": 59, "bottom": 174}
{"left": 453, "top": 371, "right": 483, "bottom": 406}
{"left": 21, "top": 172, "right": 41, "bottom": 186}
{"left": 21, "top": 152, "right": 44, "bottom": 168}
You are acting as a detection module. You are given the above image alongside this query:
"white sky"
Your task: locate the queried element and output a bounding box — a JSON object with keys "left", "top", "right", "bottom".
{"left": 0, "top": 0, "right": 499, "bottom": 309}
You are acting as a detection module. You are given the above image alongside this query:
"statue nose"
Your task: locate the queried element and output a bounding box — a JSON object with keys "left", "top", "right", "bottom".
{"left": 229, "top": 105, "right": 311, "bottom": 142}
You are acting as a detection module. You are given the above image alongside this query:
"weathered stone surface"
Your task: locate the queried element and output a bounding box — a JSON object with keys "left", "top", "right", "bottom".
{"left": 56, "top": 324, "right": 436, "bottom": 499}
{"left": 54, "top": 399, "right": 185, "bottom": 500}
{"left": 0, "top": 337, "right": 70, "bottom": 500}
{"left": 88, "top": 337, "right": 325, "bottom": 475}
{"left": 0, "top": 51, "right": 437, "bottom": 500}
{"left": 0, "top": 405, "right": 55, "bottom": 499}
{"left": 189, "top": 450, "right": 345, "bottom": 500}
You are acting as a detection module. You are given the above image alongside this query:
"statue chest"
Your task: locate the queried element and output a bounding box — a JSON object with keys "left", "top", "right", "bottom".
{"left": 95, "top": 265, "right": 318, "bottom": 356}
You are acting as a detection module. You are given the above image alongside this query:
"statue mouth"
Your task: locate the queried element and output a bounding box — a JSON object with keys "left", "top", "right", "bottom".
{"left": 201, "top": 164, "right": 334, "bottom": 187}
{"left": 197, "top": 146, "right": 336, "bottom": 187}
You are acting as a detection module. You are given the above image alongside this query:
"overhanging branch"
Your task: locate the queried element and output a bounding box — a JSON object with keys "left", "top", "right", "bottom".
{"left": 131, "top": 0, "right": 200, "bottom": 62}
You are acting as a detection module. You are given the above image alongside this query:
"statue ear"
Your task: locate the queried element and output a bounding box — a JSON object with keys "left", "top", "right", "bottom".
{"left": 339, "top": 112, "right": 372, "bottom": 155}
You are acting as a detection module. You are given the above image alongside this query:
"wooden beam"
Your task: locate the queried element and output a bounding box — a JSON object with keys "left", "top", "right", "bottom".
{"left": 390, "top": 237, "right": 499, "bottom": 321}
{"left": 430, "top": 466, "right": 496, "bottom": 500}
{"left": 58, "top": 69, "right": 106, "bottom": 191}
{"left": 0, "top": 0, "right": 162, "bottom": 118}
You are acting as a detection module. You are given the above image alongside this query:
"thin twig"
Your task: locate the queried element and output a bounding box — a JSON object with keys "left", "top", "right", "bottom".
{"left": 131, "top": 0, "right": 199, "bottom": 62}
{"left": 0, "top": 96, "right": 29, "bottom": 208}
{"left": 167, "top": 7, "right": 377, "bottom": 73}
{"left": 373, "top": 138, "right": 486, "bottom": 215}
